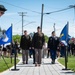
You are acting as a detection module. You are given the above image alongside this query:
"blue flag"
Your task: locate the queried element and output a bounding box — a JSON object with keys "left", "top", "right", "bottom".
{"left": 60, "top": 23, "right": 68, "bottom": 42}
{"left": 0, "top": 26, "right": 12, "bottom": 45}
{"left": 60, "top": 22, "right": 71, "bottom": 45}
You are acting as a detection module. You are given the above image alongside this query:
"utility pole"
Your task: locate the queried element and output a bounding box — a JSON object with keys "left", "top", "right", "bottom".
{"left": 69, "top": 5, "right": 75, "bottom": 22}
{"left": 40, "top": 4, "right": 44, "bottom": 32}
{"left": 18, "top": 12, "right": 27, "bottom": 35}
{"left": 53, "top": 23, "right": 56, "bottom": 32}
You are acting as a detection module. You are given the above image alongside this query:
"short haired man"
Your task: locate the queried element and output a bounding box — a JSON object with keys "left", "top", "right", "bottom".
{"left": 48, "top": 31, "right": 59, "bottom": 64}
{"left": 20, "top": 30, "right": 31, "bottom": 64}
{"left": 32, "top": 26, "right": 45, "bottom": 66}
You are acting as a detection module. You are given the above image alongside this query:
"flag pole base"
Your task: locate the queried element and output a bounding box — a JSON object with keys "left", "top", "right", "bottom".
{"left": 62, "top": 68, "right": 70, "bottom": 70}
{"left": 11, "top": 69, "right": 19, "bottom": 71}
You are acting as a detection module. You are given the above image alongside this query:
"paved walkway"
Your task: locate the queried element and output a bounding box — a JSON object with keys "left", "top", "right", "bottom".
{"left": 0, "top": 57, "right": 75, "bottom": 75}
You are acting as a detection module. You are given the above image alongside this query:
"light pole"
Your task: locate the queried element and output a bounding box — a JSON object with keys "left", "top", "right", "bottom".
{"left": 18, "top": 12, "right": 27, "bottom": 35}
{"left": 69, "top": 5, "right": 75, "bottom": 20}
{"left": 40, "top": 4, "right": 44, "bottom": 32}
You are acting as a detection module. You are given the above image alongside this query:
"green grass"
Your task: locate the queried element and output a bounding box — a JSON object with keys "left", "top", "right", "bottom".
{"left": 58, "top": 56, "right": 75, "bottom": 72}
{"left": 0, "top": 57, "right": 19, "bottom": 72}
{"left": 18, "top": 53, "right": 22, "bottom": 56}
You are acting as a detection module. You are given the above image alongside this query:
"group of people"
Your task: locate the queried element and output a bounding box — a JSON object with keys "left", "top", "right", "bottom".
{"left": 0, "top": 5, "right": 60, "bottom": 67}
{"left": 20, "top": 27, "right": 45, "bottom": 66}
{"left": 1, "top": 4, "right": 74, "bottom": 67}
{"left": 20, "top": 26, "right": 60, "bottom": 66}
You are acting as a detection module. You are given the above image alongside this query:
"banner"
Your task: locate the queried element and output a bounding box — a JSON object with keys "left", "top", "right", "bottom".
{"left": 0, "top": 26, "right": 12, "bottom": 45}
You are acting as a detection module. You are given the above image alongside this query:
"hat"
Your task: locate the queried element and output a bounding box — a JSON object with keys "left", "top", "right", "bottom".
{"left": 0, "top": 5, "right": 7, "bottom": 11}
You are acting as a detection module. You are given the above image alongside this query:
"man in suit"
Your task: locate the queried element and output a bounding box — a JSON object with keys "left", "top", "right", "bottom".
{"left": 32, "top": 26, "right": 45, "bottom": 66}
{"left": 48, "top": 31, "right": 59, "bottom": 64}
{"left": 0, "top": 5, "right": 7, "bottom": 17}
{"left": 20, "top": 30, "right": 31, "bottom": 64}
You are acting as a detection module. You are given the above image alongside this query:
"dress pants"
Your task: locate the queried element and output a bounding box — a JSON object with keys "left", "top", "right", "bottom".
{"left": 35, "top": 49, "right": 41, "bottom": 64}
{"left": 32, "top": 49, "right": 35, "bottom": 64}
{"left": 22, "top": 49, "right": 28, "bottom": 63}
{"left": 50, "top": 49, "right": 56, "bottom": 60}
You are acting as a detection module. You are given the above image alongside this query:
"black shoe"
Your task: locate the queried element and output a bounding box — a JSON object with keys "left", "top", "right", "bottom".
{"left": 51, "top": 60, "right": 55, "bottom": 64}
{"left": 33, "top": 62, "right": 35, "bottom": 64}
{"left": 35, "top": 64, "right": 37, "bottom": 67}
{"left": 51, "top": 61, "right": 53, "bottom": 64}
{"left": 26, "top": 62, "right": 28, "bottom": 64}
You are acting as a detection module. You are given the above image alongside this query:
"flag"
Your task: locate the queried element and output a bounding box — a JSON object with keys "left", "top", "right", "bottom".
{"left": 67, "top": 35, "right": 71, "bottom": 42}
{"left": 60, "top": 22, "right": 68, "bottom": 42}
{"left": 60, "top": 22, "right": 71, "bottom": 45}
{"left": 0, "top": 26, "right": 12, "bottom": 45}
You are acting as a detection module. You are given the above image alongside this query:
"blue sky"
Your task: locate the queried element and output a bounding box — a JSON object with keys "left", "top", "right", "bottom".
{"left": 0, "top": 0, "right": 75, "bottom": 37}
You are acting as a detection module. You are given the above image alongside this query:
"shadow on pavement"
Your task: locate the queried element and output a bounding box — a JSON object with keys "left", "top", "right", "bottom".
{"left": 43, "top": 63, "right": 58, "bottom": 65}
{"left": 17, "top": 65, "right": 35, "bottom": 67}
{"left": 61, "top": 71, "right": 75, "bottom": 74}
{"left": 17, "top": 63, "right": 35, "bottom": 67}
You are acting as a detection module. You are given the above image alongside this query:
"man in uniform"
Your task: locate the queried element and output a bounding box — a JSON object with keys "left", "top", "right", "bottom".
{"left": 48, "top": 31, "right": 59, "bottom": 64}
{"left": 20, "top": 30, "right": 31, "bottom": 64}
{"left": 32, "top": 26, "right": 45, "bottom": 66}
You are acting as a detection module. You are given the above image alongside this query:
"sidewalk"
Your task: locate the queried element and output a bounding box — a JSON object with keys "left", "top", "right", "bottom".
{"left": 0, "top": 57, "right": 75, "bottom": 75}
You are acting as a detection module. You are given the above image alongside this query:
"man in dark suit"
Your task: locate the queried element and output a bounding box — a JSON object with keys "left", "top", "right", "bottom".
{"left": 0, "top": 5, "right": 7, "bottom": 17}
{"left": 48, "top": 31, "right": 59, "bottom": 64}
{"left": 20, "top": 30, "right": 31, "bottom": 64}
{"left": 32, "top": 26, "right": 45, "bottom": 66}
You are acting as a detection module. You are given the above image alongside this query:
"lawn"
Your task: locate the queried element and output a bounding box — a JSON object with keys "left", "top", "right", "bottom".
{"left": 58, "top": 56, "right": 75, "bottom": 72}
{"left": 0, "top": 57, "right": 19, "bottom": 72}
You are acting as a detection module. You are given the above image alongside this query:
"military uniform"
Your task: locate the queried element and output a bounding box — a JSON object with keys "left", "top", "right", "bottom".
{"left": 32, "top": 32, "right": 45, "bottom": 64}
{"left": 48, "top": 36, "right": 59, "bottom": 64}
{"left": 20, "top": 35, "right": 31, "bottom": 64}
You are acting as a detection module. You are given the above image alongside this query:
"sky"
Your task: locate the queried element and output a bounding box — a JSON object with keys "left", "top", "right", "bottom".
{"left": 0, "top": 0, "right": 75, "bottom": 37}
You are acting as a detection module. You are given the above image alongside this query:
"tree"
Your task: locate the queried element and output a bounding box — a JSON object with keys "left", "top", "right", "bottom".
{"left": 13, "top": 34, "right": 21, "bottom": 43}
{"left": 44, "top": 35, "right": 49, "bottom": 43}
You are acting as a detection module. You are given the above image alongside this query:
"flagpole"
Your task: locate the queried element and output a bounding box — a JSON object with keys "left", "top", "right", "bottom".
{"left": 66, "top": 22, "right": 69, "bottom": 69}
{"left": 62, "top": 22, "right": 70, "bottom": 70}
{"left": 11, "top": 23, "right": 13, "bottom": 64}
{"left": 66, "top": 22, "right": 70, "bottom": 69}
{"left": 11, "top": 24, "right": 19, "bottom": 71}
{"left": 67, "top": 22, "right": 69, "bottom": 62}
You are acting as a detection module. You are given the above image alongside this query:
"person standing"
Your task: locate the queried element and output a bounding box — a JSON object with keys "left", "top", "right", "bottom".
{"left": 32, "top": 26, "right": 45, "bottom": 66}
{"left": 14, "top": 41, "right": 19, "bottom": 57}
{"left": 30, "top": 38, "right": 35, "bottom": 64}
{"left": 0, "top": 5, "right": 7, "bottom": 17}
{"left": 20, "top": 30, "right": 31, "bottom": 64}
{"left": 0, "top": 5, "right": 7, "bottom": 56}
{"left": 48, "top": 31, "right": 59, "bottom": 64}
{"left": 0, "top": 5, "right": 7, "bottom": 53}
